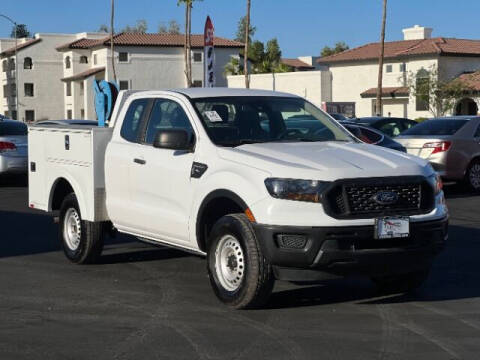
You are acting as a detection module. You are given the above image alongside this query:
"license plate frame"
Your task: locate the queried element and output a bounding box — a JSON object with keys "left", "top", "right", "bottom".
{"left": 375, "top": 217, "right": 410, "bottom": 239}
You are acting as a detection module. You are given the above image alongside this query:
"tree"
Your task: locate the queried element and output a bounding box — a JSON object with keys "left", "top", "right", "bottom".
{"left": 244, "top": 0, "right": 251, "bottom": 88}
{"left": 406, "top": 65, "right": 473, "bottom": 117}
{"left": 98, "top": 24, "right": 109, "bottom": 33}
{"left": 159, "top": 20, "right": 181, "bottom": 34}
{"left": 224, "top": 57, "right": 244, "bottom": 76}
{"left": 376, "top": 0, "right": 388, "bottom": 115}
{"left": 11, "top": 24, "right": 31, "bottom": 38}
{"left": 235, "top": 15, "right": 256, "bottom": 44}
{"left": 320, "top": 41, "right": 349, "bottom": 57}
{"left": 121, "top": 19, "right": 148, "bottom": 33}
{"left": 265, "top": 38, "right": 281, "bottom": 64}
{"left": 177, "top": 0, "right": 202, "bottom": 87}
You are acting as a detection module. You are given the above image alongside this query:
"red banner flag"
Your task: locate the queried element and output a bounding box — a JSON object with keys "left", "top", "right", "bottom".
{"left": 204, "top": 16, "right": 215, "bottom": 87}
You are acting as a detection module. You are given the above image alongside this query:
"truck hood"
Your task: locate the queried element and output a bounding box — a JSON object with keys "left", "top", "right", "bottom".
{"left": 218, "top": 141, "right": 431, "bottom": 180}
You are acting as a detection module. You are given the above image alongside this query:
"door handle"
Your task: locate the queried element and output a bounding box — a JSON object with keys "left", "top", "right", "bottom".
{"left": 133, "top": 158, "right": 146, "bottom": 165}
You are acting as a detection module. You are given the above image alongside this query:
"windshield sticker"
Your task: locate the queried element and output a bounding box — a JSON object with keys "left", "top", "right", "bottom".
{"left": 204, "top": 110, "right": 223, "bottom": 123}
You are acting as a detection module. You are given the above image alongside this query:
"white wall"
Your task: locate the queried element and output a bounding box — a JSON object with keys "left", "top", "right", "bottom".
{"left": 227, "top": 70, "right": 331, "bottom": 107}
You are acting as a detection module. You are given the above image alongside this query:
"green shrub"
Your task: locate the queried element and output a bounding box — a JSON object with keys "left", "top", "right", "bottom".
{"left": 414, "top": 117, "right": 428, "bottom": 123}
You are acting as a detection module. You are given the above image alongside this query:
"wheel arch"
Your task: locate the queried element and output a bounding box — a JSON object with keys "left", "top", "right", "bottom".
{"left": 195, "top": 189, "right": 249, "bottom": 253}
{"left": 48, "top": 176, "right": 88, "bottom": 219}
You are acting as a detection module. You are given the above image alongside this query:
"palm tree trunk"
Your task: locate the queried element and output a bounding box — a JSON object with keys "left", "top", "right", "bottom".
{"left": 244, "top": 0, "right": 251, "bottom": 88}
{"left": 184, "top": 4, "right": 189, "bottom": 87}
{"left": 187, "top": 2, "right": 192, "bottom": 87}
{"left": 376, "top": 0, "right": 387, "bottom": 115}
{"left": 110, "top": 0, "right": 117, "bottom": 83}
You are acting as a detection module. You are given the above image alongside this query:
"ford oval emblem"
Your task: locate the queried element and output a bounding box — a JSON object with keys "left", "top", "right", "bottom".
{"left": 372, "top": 191, "right": 398, "bottom": 205}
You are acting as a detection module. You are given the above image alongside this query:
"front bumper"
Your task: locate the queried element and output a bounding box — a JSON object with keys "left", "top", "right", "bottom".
{"left": 253, "top": 217, "right": 448, "bottom": 281}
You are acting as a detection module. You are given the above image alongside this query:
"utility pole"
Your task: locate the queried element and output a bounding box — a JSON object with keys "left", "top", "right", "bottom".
{"left": 110, "top": 0, "right": 117, "bottom": 83}
{"left": 375, "top": 0, "right": 387, "bottom": 116}
{"left": 244, "top": 0, "right": 251, "bottom": 88}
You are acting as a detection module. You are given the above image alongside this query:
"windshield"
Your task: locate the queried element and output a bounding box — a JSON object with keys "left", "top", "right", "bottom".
{"left": 401, "top": 119, "right": 468, "bottom": 136}
{"left": 191, "top": 96, "right": 352, "bottom": 146}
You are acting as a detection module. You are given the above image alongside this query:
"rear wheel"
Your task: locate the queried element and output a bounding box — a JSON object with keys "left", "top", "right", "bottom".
{"left": 59, "top": 193, "right": 104, "bottom": 264}
{"left": 465, "top": 159, "right": 480, "bottom": 192}
{"left": 207, "top": 214, "right": 274, "bottom": 309}
{"left": 372, "top": 269, "right": 430, "bottom": 295}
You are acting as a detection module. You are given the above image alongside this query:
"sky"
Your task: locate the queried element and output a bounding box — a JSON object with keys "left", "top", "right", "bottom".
{"left": 1, "top": 0, "right": 480, "bottom": 57}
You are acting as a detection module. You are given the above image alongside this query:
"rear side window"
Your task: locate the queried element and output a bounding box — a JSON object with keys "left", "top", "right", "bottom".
{"left": 0, "top": 121, "right": 27, "bottom": 136}
{"left": 120, "top": 99, "right": 149, "bottom": 142}
{"left": 377, "top": 121, "right": 403, "bottom": 137}
{"left": 402, "top": 119, "right": 468, "bottom": 136}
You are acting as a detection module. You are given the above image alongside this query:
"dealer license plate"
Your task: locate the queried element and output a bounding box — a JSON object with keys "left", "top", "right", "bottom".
{"left": 375, "top": 217, "right": 410, "bottom": 239}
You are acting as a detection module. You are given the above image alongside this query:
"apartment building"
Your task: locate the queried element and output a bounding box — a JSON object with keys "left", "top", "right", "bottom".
{"left": 56, "top": 33, "right": 244, "bottom": 120}
{"left": 0, "top": 32, "right": 105, "bottom": 122}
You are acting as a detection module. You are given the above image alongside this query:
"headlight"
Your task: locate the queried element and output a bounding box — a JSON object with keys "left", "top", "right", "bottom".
{"left": 264, "top": 178, "right": 330, "bottom": 203}
{"left": 427, "top": 173, "right": 443, "bottom": 195}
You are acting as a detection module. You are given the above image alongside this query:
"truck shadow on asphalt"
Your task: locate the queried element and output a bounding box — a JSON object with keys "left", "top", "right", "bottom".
{"left": 266, "top": 223, "right": 480, "bottom": 309}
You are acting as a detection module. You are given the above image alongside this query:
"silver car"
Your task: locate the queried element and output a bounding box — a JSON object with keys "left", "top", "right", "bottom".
{"left": 0, "top": 119, "right": 28, "bottom": 175}
{"left": 396, "top": 116, "right": 480, "bottom": 191}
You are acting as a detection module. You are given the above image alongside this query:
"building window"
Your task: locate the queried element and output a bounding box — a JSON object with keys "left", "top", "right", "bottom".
{"left": 399, "top": 63, "right": 406, "bottom": 72}
{"left": 192, "top": 80, "right": 203, "bottom": 88}
{"left": 93, "top": 54, "right": 98, "bottom": 65}
{"left": 10, "top": 83, "right": 16, "bottom": 97}
{"left": 80, "top": 56, "right": 88, "bottom": 64}
{"left": 65, "top": 56, "right": 71, "bottom": 69}
{"left": 119, "top": 80, "right": 129, "bottom": 90}
{"left": 193, "top": 52, "right": 202, "bottom": 62}
{"left": 119, "top": 52, "right": 128, "bottom": 62}
{"left": 81, "top": 109, "right": 85, "bottom": 119}
{"left": 80, "top": 81, "right": 84, "bottom": 96}
{"left": 66, "top": 82, "right": 72, "bottom": 97}
{"left": 67, "top": 110, "right": 72, "bottom": 119}
{"left": 3, "top": 85, "right": 8, "bottom": 98}
{"left": 8, "top": 58, "right": 15, "bottom": 71}
{"left": 24, "top": 57, "right": 33, "bottom": 70}
{"left": 386, "top": 64, "right": 392, "bottom": 73}
{"left": 416, "top": 68, "right": 430, "bottom": 111}
{"left": 2, "top": 60, "right": 7, "bottom": 72}
{"left": 25, "top": 110, "right": 35, "bottom": 123}
{"left": 24, "top": 83, "right": 34, "bottom": 97}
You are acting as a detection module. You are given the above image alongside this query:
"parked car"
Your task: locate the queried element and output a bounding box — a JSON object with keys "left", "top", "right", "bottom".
{"left": 329, "top": 113, "right": 349, "bottom": 121}
{"left": 35, "top": 120, "right": 98, "bottom": 126}
{"left": 0, "top": 118, "right": 28, "bottom": 175}
{"left": 354, "top": 117, "right": 418, "bottom": 137}
{"left": 396, "top": 116, "right": 480, "bottom": 191}
{"left": 28, "top": 88, "right": 447, "bottom": 309}
{"left": 340, "top": 121, "right": 406, "bottom": 152}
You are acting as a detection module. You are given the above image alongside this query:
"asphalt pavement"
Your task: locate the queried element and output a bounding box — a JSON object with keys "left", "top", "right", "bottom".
{"left": 0, "top": 176, "right": 479, "bottom": 360}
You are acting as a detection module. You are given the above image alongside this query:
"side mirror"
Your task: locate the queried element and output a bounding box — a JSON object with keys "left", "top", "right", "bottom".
{"left": 153, "top": 129, "right": 193, "bottom": 151}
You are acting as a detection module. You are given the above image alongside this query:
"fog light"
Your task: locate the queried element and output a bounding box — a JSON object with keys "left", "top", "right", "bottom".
{"left": 276, "top": 234, "right": 308, "bottom": 249}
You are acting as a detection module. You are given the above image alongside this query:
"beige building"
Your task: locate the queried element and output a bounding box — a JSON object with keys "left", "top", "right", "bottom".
{"left": 0, "top": 33, "right": 105, "bottom": 122}
{"left": 56, "top": 33, "right": 243, "bottom": 120}
{"left": 318, "top": 25, "right": 480, "bottom": 118}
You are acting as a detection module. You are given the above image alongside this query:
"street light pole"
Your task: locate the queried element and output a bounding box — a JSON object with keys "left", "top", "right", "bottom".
{"left": 0, "top": 14, "right": 19, "bottom": 121}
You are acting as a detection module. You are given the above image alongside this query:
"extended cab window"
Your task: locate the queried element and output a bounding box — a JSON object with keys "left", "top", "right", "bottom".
{"left": 121, "top": 99, "right": 149, "bottom": 142}
{"left": 144, "top": 99, "right": 194, "bottom": 145}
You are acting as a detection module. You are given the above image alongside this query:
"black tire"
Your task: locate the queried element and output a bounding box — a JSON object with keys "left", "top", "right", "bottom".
{"left": 465, "top": 159, "right": 480, "bottom": 192}
{"left": 207, "top": 214, "right": 274, "bottom": 309}
{"left": 372, "top": 269, "right": 430, "bottom": 295}
{"left": 59, "top": 193, "right": 104, "bottom": 264}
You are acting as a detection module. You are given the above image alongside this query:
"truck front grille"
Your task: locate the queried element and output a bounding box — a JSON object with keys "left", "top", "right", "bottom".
{"left": 323, "top": 176, "right": 435, "bottom": 219}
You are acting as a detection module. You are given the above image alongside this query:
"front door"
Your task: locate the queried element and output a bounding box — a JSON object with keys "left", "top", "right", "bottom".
{"left": 130, "top": 97, "right": 197, "bottom": 246}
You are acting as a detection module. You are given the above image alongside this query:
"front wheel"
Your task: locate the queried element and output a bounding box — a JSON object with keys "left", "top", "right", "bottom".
{"left": 372, "top": 269, "right": 430, "bottom": 295}
{"left": 59, "top": 193, "right": 105, "bottom": 264}
{"left": 207, "top": 214, "right": 274, "bottom": 309}
{"left": 465, "top": 159, "right": 480, "bottom": 192}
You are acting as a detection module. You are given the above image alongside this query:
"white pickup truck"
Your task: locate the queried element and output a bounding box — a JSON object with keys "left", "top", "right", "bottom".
{"left": 28, "top": 88, "right": 448, "bottom": 309}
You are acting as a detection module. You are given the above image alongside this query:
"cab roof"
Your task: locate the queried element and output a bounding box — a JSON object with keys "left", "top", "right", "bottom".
{"left": 172, "top": 87, "right": 299, "bottom": 99}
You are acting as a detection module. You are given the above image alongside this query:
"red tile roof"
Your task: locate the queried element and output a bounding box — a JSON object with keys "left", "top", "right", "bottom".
{"left": 61, "top": 67, "right": 105, "bottom": 82}
{"left": 281, "top": 58, "right": 314, "bottom": 69}
{"left": 455, "top": 71, "right": 480, "bottom": 91}
{"left": 1, "top": 38, "right": 42, "bottom": 57}
{"left": 360, "top": 87, "right": 409, "bottom": 98}
{"left": 318, "top": 38, "right": 480, "bottom": 64}
{"left": 57, "top": 33, "right": 244, "bottom": 51}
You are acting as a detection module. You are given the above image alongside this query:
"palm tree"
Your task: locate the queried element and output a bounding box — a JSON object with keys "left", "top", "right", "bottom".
{"left": 244, "top": 0, "right": 251, "bottom": 88}
{"left": 110, "top": 0, "right": 117, "bottom": 83}
{"left": 376, "top": 0, "right": 387, "bottom": 115}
